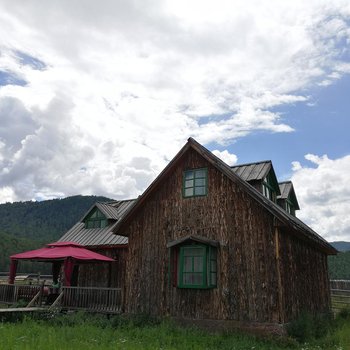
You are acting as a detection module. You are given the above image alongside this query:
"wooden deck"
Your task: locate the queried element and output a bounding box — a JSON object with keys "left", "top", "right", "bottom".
{"left": 0, "top": 307, "right": 47, "bottom": 313}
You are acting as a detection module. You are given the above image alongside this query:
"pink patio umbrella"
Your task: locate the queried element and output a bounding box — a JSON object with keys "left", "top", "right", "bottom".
{"left": 9, "top": 241, "right": 114, "bottom": 286}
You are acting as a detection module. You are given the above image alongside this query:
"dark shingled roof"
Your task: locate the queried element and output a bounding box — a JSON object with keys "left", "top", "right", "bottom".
{"left": 231, "top": 161, "right": 272, "bottom": 181}
{"left": 278, "top": 181, "right": 293, "bottom": 199}
{"left": 59, "top": 199, "right": 135, "bottom": 247}
{"left": 278, "top": 181, "right": 300, "bottom": 210}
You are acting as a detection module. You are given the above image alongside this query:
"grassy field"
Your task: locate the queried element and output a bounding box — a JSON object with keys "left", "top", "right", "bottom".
{"left": 0, "top": 312, "right": 349, "bottom": 350}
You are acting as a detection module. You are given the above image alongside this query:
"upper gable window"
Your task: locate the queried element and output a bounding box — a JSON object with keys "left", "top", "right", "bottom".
{"left": 183, "top": 168, "right": 207, "bottom": 198}
{"left": 85, "top": 208, "right": 108, "bottom": 229}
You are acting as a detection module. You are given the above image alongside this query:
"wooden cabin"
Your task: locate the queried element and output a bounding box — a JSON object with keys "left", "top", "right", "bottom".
{"left": 58, "top": 200, "right": 135, "bottom": 288}
{"left": 57, "top": 137, "right": 336, "bottom": 329}
{"left": 110, "top": 137, "right": 336, "bottom": 327}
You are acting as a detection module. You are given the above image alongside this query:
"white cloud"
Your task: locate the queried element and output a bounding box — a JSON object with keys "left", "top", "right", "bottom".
{"left": 0, "top": 0, "right": 349, "bottom": 203}
{"left": 212, "top": 150, "right": 238, "bottom": 166}
{"left": 291, "top": 154, "right": 350, "bottom": 241}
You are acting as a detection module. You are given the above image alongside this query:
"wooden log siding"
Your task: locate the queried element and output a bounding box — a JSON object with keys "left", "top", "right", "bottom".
{"left": 123, "top": 148, "right": 284, "bottom": 322}
{"left": 77, "top": 248, "right": 127, "bottom": 288}
{"left": 278, "top": 228, "right": 331, "bottom": 322}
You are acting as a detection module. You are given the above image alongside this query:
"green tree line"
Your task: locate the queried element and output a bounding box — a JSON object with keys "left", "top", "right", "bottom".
{"left": 0, "top": 195, "right": 112, "bottom": 273}
{"left": 328, "top": 251, "right": 350, "bottom": 280}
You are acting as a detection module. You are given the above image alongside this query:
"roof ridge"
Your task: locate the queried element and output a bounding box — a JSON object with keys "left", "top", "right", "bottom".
{"left": 98, "top": 198, "right": 137, "bottom": 205}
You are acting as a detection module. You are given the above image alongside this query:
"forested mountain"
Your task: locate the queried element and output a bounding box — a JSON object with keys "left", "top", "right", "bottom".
{"left": 328, "top": 251, "right": 350, "bottom": 280}
{"left": 0, "top": 195, "right": 113, "bottom": 241}
{"left": 0, "top": 195, "right": 113, "bottom": 272}
{"left": 1, "top": 195, "right": 349, "bottom": 279}
{"left": 330, "top": 241, "right": 350, "bottom": 252}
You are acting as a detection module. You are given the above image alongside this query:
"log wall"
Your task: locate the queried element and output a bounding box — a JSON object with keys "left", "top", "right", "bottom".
{"left": 122, "top": 148, "right": 282, "bottom": 322}
{"left": 121, "top": 148, "right": 331, "bottom": 323}
{"left": 278, "top": 229, "right": 331, "bottom": 322}
{"left": 78, "top": 247, "right": 127, "bottom": 288}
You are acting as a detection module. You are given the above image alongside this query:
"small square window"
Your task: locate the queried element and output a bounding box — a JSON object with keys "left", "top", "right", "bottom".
{"left": 183, "top": 168, "right": 207, "bottom": 198}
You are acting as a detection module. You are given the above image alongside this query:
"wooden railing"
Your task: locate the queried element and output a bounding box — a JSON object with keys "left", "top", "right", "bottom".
{"left": 0, "top": 284, "right": 43, "bottom": 305}
{"left": 330, "top": 280, "right": 350, "bottom": 314}
{"left": 0, "top": 284, "right": 17, "bottom": 304}
{"left": 60, "top": 286, "right": 122, "bottom": 313}
{"left": 0, "top": 284, "right": 122, "bottom": 313}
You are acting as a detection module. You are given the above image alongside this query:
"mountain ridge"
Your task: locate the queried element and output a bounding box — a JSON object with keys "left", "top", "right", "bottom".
{"left": 330, "top": 241, "right": 350, "bottom": 252}
{"left": 0, "top": 195, "right": 349, "bottom": 278}
{"left": 0, "top": 195, "right": 113, "bottom": 272}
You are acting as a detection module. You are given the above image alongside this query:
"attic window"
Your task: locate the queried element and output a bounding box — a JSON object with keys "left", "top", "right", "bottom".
{"left": 85, "top": 208, "right": 108, "bottom": 229}
{"left": 285, "top": 199, "right": 295, "bottom": 216}
{"left": 183, "top": 168, "right": 207, "bottom": 198}
{"left": 262, "top": 173, "right": 276, "bottom": 202}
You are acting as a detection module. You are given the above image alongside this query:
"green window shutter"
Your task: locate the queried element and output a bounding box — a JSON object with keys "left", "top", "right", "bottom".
{"left": 183, "top": 168, "right": 208, "bottom": 198}
{"left": 208, "top": 246, "right": 217, "bottom": 287}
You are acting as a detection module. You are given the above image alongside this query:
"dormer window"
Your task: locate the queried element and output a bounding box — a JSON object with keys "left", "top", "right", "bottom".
{"left": 85, "top": 208, "right": 108, "bottom": 229}
{"left": 277, "top": 181, "right": 299, "bottom": 216}
{"left": 183, "top": 168, "right": 207, "bottom": 198}
{"left": 285, "top": 199, "right": 296, "bottom": 216}
{"left": 262, "top": 172, "right": 277, "bottom": 202}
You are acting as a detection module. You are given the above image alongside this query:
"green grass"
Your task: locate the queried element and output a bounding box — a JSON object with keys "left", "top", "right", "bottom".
{"left": 0, "top": 312, "right": 349, "bottom": 350}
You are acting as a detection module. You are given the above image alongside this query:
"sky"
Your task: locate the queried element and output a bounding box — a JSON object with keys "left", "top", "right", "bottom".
{"left": 0, "top": 0, "right": 349, "bottom": 242}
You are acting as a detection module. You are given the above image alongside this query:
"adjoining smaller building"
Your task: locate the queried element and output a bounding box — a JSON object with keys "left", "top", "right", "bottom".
{"left": 58, "top": 200, "right": 134, "bottom": 288}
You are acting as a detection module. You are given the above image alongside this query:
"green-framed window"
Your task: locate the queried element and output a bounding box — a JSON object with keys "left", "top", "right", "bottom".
{"left": 178, "top": 244, "right": 217, "bottom": 289}
{"left": 85, "top": 208, "right": 108, "bottom": 229}
{"left": 183, "top": 168, "right": 207, "bottom": 198}
{"left": 285, "top": 198, "right": 295, "bottom": 216}
{"left": 262, "top": 172, "right": 277, "bottom": 202}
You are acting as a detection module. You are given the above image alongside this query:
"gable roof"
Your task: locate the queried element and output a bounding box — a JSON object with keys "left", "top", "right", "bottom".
{"left": 113, "top": 138, "right": 336, "bottom": 255}
{"left": 278, "top": 181, "right": 300, "bottom": 210}
{"left": 59, "top": 199, "right": 135, "bottom": 247}
{"left": 81, "top": 200, "right": 134, "bottom": 221}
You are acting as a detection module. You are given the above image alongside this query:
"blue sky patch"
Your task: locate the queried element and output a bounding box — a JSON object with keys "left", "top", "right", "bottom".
{"left": 221, "top": 74, "right": 350, "bottom": 180}
{"left": 0, "top": 70, "right": 27, "bottom": 86}
{"left": 15, "top": 50, "right": 46, "bottom": 70}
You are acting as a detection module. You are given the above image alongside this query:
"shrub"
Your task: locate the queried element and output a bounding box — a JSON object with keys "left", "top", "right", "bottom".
{"left": 337, "top": 307, "right": 350, "bottom": 320}
{"left": 286, "top": 312, "right": 332, "bottom": 342}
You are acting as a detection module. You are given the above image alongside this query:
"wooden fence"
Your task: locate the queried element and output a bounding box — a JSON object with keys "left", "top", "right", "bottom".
{"left": 330, "top": 280, "right": 350, "bottom": 314}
